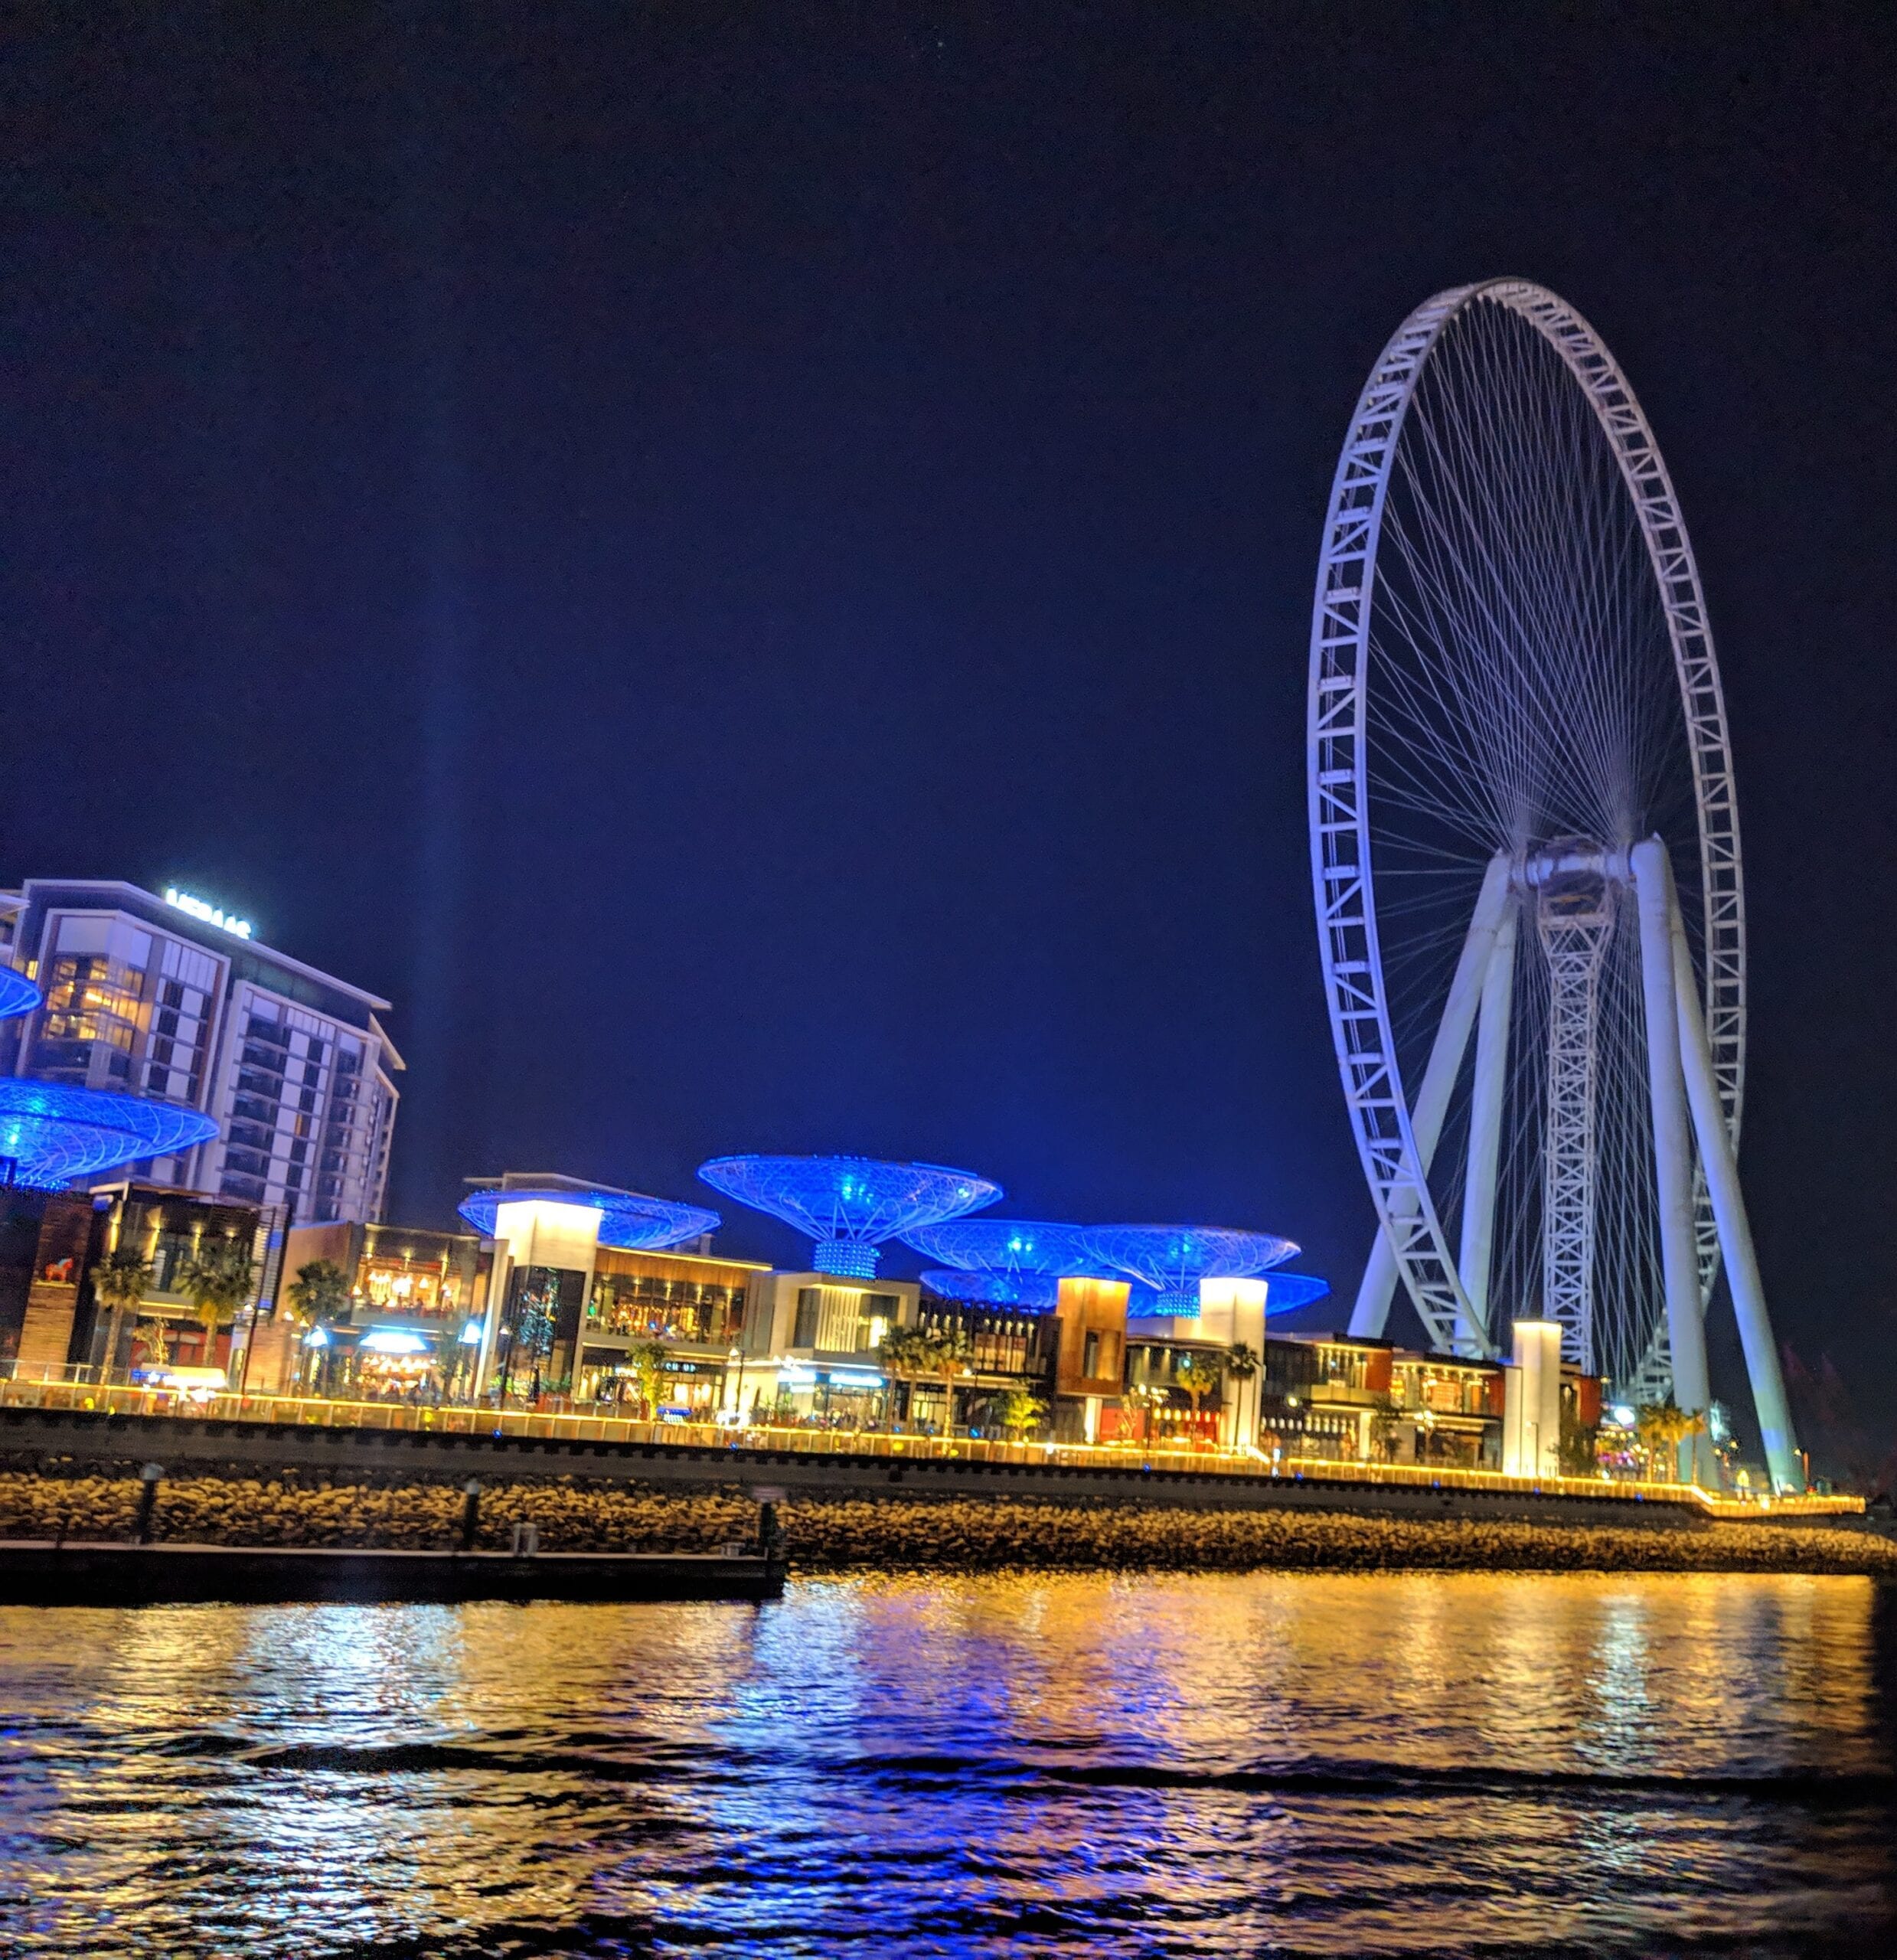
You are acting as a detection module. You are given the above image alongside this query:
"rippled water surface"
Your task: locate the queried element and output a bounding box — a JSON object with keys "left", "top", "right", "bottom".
{"left": 1, "top": 1572, "right": 1894, "bottom": 1956}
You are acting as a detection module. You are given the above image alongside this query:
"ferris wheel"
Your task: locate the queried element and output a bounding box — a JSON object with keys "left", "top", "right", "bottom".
{"left": 1305, "top": 279, "right": 1800, "bottom": 1490}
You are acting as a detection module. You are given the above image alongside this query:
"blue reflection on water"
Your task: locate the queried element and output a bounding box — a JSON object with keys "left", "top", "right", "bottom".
{"left": 0, "top": 1572, "right": 1891, "bottom": 1956}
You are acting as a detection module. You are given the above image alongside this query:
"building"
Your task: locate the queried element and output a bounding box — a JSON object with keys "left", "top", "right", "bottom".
{"left": 267, "top": 1215, "right": 491, "bottom": 1399}
{"left": 582, "top": 1240, "right": 771, "bottom": 1416}
{"left": 0, "top": 879, "right": 401, "bottom": 1227}
{"left": 0, "top": 1179, "right": 273, "bottom": 1381}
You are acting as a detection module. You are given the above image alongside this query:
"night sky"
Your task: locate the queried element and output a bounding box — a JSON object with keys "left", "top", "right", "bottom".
{"left": 5, "top": 9, "right": 1894, "bottom": 1459}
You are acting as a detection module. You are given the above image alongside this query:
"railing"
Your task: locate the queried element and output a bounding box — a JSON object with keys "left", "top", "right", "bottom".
{"left": 0, "top": 1370, "right": 1861, "bottom": 1516}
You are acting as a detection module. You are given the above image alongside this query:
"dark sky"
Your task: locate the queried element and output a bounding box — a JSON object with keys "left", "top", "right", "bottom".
{"left": 5, "top": 7, "right": 1895, "bottom": 1448}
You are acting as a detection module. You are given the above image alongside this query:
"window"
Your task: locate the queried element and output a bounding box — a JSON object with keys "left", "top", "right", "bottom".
{"left": 793, "top": 1289, "right": 821, "bottom": 1348}
{"left": 1083, "top": 1331, "right": 1100, "bottom": 1377}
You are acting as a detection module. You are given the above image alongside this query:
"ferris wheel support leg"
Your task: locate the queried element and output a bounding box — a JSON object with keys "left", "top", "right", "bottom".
{"left": 1631, "top": 838, "right": 1715, "bottom": 1486}
{"left": 1667, "top": 890, "right": 1803, "bottom": 1493}
{"left": 1458, "top": 900, "right": 1517, "bottom": 1341}
{"left": 1349, "top": 851, "right": 1513, "bottom": 1345}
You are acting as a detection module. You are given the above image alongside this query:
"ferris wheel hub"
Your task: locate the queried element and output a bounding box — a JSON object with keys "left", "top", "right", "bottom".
{"left": 1517, "top": 841, "right": 1631, "bottom": 890}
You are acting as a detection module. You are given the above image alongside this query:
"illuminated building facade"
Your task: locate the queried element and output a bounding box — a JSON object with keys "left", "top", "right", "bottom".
{"left": 0, "top": 879, "right": 401, "bottom": 1226}
{"left": 266, "top": 1216, "right": 492, "bottom": 1398}
{"left": 735, "top": 1269, "right": 919, "bottom": 1425}
{"left": 0, "top": 1180, "right": 272, "bottom": 1379}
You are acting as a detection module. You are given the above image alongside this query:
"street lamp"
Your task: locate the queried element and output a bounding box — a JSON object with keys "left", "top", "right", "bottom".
{"left": 727, "top": 1344, "right": 747, "bottom": 1427}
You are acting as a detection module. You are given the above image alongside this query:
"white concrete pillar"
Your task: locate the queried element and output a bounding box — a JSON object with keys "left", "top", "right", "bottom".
{"left": 1503, "top": 1318, "right": 1563, "bottom": 1478}
{"left": 1630, "top": 838, "right": 1713, "bottom": 1484}
{"left": 1667, "top": 893, "right": 1803, "bottom": 1492}
{"left": 1458, "top": 901, "right": 1517, "bottom": 1339}
{"left": 1200, "top": 1277, "right": 1267, "bottom": 1448}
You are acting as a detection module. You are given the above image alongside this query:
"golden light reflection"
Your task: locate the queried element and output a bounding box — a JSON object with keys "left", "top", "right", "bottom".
{"left": 0, "top": 1574, "right": 1888, "bottom": 1955}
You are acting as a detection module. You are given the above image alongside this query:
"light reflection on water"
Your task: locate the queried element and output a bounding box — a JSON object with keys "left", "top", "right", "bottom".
{"left": 0, "top": 1571, "right": 1892, "bottom": 1956}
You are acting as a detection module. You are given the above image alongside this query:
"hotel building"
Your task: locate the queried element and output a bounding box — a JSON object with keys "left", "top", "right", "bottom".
{"left": 0, "top": 880, "right": 401, "bottom": 1228}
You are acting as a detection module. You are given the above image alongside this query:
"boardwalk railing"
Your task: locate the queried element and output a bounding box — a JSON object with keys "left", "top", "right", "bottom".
{"left": 0, "top": 1369, "right": 1859, "bottom": 1518}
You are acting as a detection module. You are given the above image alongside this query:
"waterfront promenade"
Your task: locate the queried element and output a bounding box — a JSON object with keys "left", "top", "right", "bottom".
{"left": 0, "top": 1374, "right": 1857, "bottom": 1525}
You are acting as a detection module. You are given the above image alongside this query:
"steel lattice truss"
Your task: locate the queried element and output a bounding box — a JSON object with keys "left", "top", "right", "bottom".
{"left": 1309, "top": 280, "right": 1740, "bottom": 1411}
{"left": 1536, "top": 876, "right": 1613, "bottom": 1371}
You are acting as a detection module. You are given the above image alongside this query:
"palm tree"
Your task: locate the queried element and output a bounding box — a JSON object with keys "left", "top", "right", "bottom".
{"left": 877, "top": 1324, "right": 935, "bottom": 1432}
{"left": 1174, "top": 1348, "right": 1224, "bottom": 1439}
{"left": 628, "top": 1338, "right": 671, "bottom": 1419}
{"left": 999, "top": 1387, "right": 1046, "bottom": 1442}
{"left": 282, "top": 1257, "right": 351, "bottom": 1394}
{"left": 285, "top": 1258, "right": 351, "bottom": 1328}
{"left": 1224, "top": 1341, "right": 1261, "bottom": 1449}
{"left": 177, "top": 1238, "right": 254, "bottom": 1378}
{"left": 1637, "top": 1397, "right": 1709, "bottom": 1484}
{"left": 930, "top": 1325, "right": 975, "bottom": 1439}
{"left": 90, "top": 1246, "right": 154, "bottom": 1380}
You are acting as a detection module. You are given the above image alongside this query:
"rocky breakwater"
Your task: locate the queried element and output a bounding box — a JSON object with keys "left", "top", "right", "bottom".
{"left": 0, "top": 1469, "right": 1888, "bottom": 1576}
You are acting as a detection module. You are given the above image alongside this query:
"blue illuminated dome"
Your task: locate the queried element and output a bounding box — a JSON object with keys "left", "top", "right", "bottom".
{"left": 0, "top": 1082, "right": 218, "bottom": 1188}
{"left": 456, "top": 1186, "right": 720, "bottom": 1250}
{"left": 904, "top": 1217, "right": 1102, "bottom": 1279}
{"left": 1086, "top": 1224, "right": 1298, "bottom": 1316}
{"left": 698, "top": 1155, "right": 1002, "bottom": 1278}
{"left": 1264, "top": 1272, "right": 1331, "bottom": 1312}
{"left": 0, "top": 969, "right": 41, "bottom": 1022}
{"left": 921, "top": 1269, "right": 1062, "bottom": 1309}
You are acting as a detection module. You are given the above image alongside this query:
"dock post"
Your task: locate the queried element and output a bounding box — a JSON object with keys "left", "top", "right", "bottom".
{"left": 459, "top": 1478, "right": 481, "bottom": 1552}
{"left": 136, "top": 1462, "right": 164, "bottom": 1545}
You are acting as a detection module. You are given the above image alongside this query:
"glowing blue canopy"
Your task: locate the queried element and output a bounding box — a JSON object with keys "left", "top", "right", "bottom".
{"left": 921, "top": 1268, "right": 1061, "bottom": 1309}
{"left": 903, "top": 1217, "right": 1102, "bottom": 1279}
{"left": 699, "top": 1154, "right": 1001, "bottom": 1278}
{"left": 456, "top": 1187, "right": 720, "bottom": 1251}
{"left": 1085, "top": 1224, "right": 1298, "bottom": 1315}
{"left": 0, "top": 1081, "right": 218, "bottom": 1189}
{"left": 0, "top": 969, "right": 41, "bottom": 1022}
{"left": 1264, "top": 1272, "right": 1331, "bottom": 1312}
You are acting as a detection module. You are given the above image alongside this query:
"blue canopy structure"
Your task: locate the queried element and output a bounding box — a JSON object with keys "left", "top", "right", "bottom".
{"left": 0, "top": 969, "right": 41, "bottom": 1022}
{"left": 457, "top": 1186, "right": 719, "bottom": 1250}
{"left": 920, "top": 1268, "right": 1061, "bottom": 1309}
{"left": 904, "top": 1217, "right": 1102, "bottom": 1280}
{"left": 0, "top": 1082, "right": 218, "bottom": 1189}
{"left": 698, "top": 1154, "right": 1001, "bottom": 1278}
{"left": 1085, "top": 1224, "right": 1298, "bottom": 1315}
{"left": 1263, "top": 1272, "right": 1331, "bottom": 1312}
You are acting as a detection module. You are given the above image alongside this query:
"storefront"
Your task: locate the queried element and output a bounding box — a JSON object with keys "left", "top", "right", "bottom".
{"left": 766, "top": 1362, "right": 887, "bottom": 1429}
{"left": 299, "top": 1322, "right": 455, "bottom": 1399}
{"left": 577, "top": 1348, "right": 730, "bottom": 1419}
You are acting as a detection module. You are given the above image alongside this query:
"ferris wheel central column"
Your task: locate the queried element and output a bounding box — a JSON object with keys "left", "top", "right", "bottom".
{"left": 1536, "top": 868, "right": 1612, "bottom": 1374}
{"left": 1631, "top": 837, "right": 1714, "bottom": 1481}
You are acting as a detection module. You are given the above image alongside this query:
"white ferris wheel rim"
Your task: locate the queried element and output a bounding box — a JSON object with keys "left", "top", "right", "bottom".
{"left": 1306, "top": 277, "right": 1745, "bottom": 1357}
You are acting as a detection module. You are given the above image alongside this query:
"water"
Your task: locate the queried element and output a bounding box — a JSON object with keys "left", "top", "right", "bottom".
{"left": 0, "top": 1572, "right": 1892, "bottom": 1957}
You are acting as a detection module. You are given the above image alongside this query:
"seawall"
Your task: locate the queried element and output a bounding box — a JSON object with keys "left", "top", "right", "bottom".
{"left": 1, "top": 1470, "right": 1889, "bottom": 1578}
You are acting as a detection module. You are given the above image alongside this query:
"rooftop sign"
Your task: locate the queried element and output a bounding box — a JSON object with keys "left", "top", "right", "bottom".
{"left": 164, "top": 887, "right": 253, "bottom": 940}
